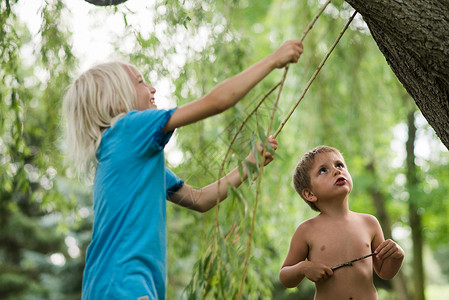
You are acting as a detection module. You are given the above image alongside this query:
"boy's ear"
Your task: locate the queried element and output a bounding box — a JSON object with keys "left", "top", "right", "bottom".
{"left": 302, "top": 188, "right": 317, "bottom": 202}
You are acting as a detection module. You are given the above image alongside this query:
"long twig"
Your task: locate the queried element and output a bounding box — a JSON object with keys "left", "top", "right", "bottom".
{"left": 273, "top": 11, "right": 357, "bottom": 138}
{"left": 219, "top": 0, "right": 334, "bottom": 170}
{"left": 300, "top": 0, "right": 334, "bottom": 42}
{"left": 331, "top": 252, "right": 376, "bottom": 271}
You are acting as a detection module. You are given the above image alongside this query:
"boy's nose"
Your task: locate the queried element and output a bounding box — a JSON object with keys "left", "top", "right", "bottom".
{"left": 333, "top": 168, "right": 341, "bottom": 176}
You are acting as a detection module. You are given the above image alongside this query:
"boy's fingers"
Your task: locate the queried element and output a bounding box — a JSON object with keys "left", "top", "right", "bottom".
{"left": 376, "top": 240, "right": 395, "bottom": 259}
{"left": 375, "top": 239, "right": 389, "bottom": 252}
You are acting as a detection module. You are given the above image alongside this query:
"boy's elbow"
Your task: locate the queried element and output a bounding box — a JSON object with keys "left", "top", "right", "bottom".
{"left": 377, "top": 266, "right": 402, "bottom": 280}
{"left": 196, "top": 205, "right": 212, "bottom": 213}
{"left": 279, "top": 269, "right": 296, "bottom": 288}
{"left": 213, "top": 97, "right": 232, "bottom": 114}
{"left": 278, "top": 272, "right": 287, "bottom": 288}
{"left": 378, "top": 273, "right": 395, "bottom": 281}
{"left": 191, "top": 200, "right": 215, "bottom": 213}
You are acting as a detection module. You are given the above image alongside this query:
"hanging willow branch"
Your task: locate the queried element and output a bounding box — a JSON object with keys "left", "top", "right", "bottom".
{"left": 213, "top": 0, "right": 334, "bottom": 175}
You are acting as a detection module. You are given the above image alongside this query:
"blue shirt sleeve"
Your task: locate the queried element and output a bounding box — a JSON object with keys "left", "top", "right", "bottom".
{"left": 165, "top": 168, "right": 184, "bottom": 197}
{"left": 122, "top": 108, "right": 176, "bottom": 157}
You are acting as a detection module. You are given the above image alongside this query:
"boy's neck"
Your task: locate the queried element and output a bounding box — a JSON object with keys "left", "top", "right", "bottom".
{"left": 317, "top": 196, "right": 350, "bottom": 218}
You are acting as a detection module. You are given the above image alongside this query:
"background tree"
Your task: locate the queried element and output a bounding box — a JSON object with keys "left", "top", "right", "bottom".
{"left": 406, "top": 109, "right": 425, "bottom": 300}
{"left": 0, "top": 0, "right": 77, "bottom": 298}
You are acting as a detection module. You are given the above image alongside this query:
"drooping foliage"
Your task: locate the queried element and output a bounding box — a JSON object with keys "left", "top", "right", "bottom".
{"left": 0, "top": 0, "right": 78, "bottom": 298}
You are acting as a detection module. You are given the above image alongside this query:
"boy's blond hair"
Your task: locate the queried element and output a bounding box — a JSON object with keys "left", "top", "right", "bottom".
{"left": 293, "top": 146, "right": 341, "bottom": 212}
{"left": 63, "top": 61, "right": 138, "bottom": 176}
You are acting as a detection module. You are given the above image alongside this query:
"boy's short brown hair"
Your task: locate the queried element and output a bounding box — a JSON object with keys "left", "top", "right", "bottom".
{"left": 293, "top": 146, "right": 341, "bottom": 212}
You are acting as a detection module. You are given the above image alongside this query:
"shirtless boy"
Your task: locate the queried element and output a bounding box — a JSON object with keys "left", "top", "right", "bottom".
{"left": 279, "top": 146, "right": 404, "bottom": 299}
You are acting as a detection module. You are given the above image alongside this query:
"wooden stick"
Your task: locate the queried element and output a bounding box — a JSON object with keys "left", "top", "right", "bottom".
{"left": 273, "top": 10, "right": 357, "bottom": 138}
{"left": 331, "top": 252, "right": 376, "bottom": 271}
{"left": 299, "top": 0, "right": 333, "bottom": 42}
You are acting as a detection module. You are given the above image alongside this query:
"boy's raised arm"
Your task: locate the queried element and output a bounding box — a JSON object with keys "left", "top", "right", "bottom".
{"left": 163, "top": 40, "right": 303, "bottom": 132}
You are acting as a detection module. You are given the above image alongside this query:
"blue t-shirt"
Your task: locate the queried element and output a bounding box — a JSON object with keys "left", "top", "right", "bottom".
{"left": 82, "top": 109, "right": 184, "bottom": 300}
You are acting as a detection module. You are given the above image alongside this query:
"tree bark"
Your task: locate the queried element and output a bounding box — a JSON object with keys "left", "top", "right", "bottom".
{"left": 345, "top": 0, "right": 449, "bottom": 150}
{"left": 406, "top": 110, "right": 426, "bottom": 300}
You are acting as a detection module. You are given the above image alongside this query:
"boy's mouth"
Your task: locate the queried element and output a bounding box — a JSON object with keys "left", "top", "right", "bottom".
{"left": 335, "top": 177, "right": 346, "bottom": 185}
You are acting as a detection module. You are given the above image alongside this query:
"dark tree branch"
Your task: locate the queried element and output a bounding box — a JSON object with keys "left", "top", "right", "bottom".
{"left": 345, "top": 0, "right": 449, "bottom": 150}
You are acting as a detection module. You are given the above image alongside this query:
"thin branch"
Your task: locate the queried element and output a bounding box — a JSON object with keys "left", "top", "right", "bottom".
{"left": 273, "top": 11, "right": 357, "bottom": 138}
{"left": 299, "top": 0, "right": 333, "bottom": 42}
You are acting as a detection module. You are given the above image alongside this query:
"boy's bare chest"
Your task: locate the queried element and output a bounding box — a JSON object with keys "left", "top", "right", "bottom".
{"left": 307, "top": 220, "right": 373, "bottom": 266}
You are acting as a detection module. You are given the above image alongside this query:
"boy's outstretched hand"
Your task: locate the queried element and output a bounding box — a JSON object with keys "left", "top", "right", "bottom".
{"left": 270, "top": 40, "right": 304, "bottom": 69}
{"left": 245, "top": 136, "right": 278, "bottom": 167}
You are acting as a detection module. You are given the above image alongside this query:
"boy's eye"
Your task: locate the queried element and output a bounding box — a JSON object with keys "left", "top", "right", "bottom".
{"left": 319, "top": 168, "right": 326, "bottom": 174}
{"left": 336, "top": 163, "right": 344, "bottom": 168}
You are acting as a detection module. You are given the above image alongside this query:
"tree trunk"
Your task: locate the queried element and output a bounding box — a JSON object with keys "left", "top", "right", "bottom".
{"left": 406, "top": 110, "right": 426, "bottom": 300}
{"left": 345, "top": 0, "right": 449, "bottom": 150}
{"left": 366, "top": 162, "right": 410, "bottom": 300}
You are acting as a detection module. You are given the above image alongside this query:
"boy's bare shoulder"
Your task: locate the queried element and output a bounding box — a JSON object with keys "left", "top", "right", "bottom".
{"left": 293, "top": 215, "right": 321, "bottom": 236}
{"left": 355, "top": 212, "right": 378, "bottom": 221}
{"left": 298, "top": 214, "right": 321, "bottom": 227}
{"left": 352, "top": 212, "right": 380, "bottom": 227}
